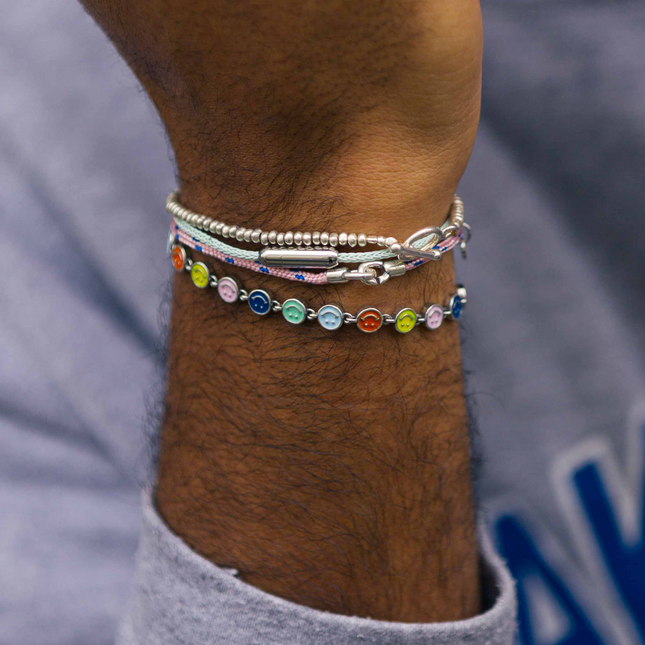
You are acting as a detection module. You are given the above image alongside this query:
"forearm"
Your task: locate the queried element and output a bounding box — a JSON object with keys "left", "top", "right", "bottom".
{"left": 80, "top": 0, "right": 482, "bottom": 623}
{"left": 159, "top": 249, "right": 476, "bottom": 621}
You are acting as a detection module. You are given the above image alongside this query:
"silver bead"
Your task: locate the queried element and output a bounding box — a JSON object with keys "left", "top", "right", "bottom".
{"left": 312, "top": 232, "right": 321, "bottom": 245}
{"left": 268, "top": 231, "right": 277, "bottom": 245}
{"left": 339, "top": 232, "right": 348, "bottom": 246}
{"left": 294, "top": 232, "right": 303, "bottom": 245}
{"left": 358, "top": 234, "right": 367, "bottom": 247}
{"left": 209, "top": 221, "right": 219, "bottom": 234}
{"left": 303, "top": 232, "right": 312, "bottom": 246}
{"left": 243, "top": 229, "right": 252, "bottom": 242}
{"left": 320, "top": 232, "right": 329, "bottom": 246}
{"left": 222, "top": 225, "right": 230, "bottom": 238}
{"left": 347, "top": 233, "right": 357, "bottom": 247}
{"left": 329, "top": 233, "right": 338, "bottom": 247}
{"left": 215, "top": 222, "right": 224, "bottom": 235}
{"left": 251, "top": 229, "right": 262, "bottom": 244}
{"left": 285, "top": 231, "right": 294, "bottom": 245}
{"left": 277, "top": 233, "right": 285, "bottom": 246}
{"left": 367, "top": 235, "right": 378, "bottom": 245}
{"left": 229, "top": 226, "right": 238, "bottom": 238}
{"left": 377, "top": 236, "right": 386, "bottom": 246}
{"left": 260, "top": 232, "right": 269, "bottom": 245}
{"left": 195, "top": 215, "right": 205, "bottom": 227}
{"left": 203, "top": 217, "right": 212, "bottom": 230}
{"left": 190, "top": 213, "right": 199, "bottom": 225}
{"left": 236, "top": 228, "right": 245, "bottom": 241}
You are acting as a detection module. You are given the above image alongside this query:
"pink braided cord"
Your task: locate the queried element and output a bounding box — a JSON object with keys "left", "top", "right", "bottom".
{"left": 171, "top": 221, "right": 464, "bottom": 284}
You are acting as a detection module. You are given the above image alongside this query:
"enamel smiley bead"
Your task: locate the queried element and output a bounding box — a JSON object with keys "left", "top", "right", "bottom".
{"left": 217, "top": 276, "right": 240, "bottom": 303}
{"left": 191, "top": 261, "right": 210, "bottom": 289}
{"left": 424, "top": 304, "right": 444, "bottom": 330}
{"left": 317, "top": 304, "right": 344, "bottom": 331}
{"left": 171, "top": 244, "right": 187, "bottom": 272}
{"left": 395, "top": 308, "right": 417, "bottom": 334}
{"left": 447, "top": 287, "right": 466, "bottom": 321}
{"left": 282, "top": 298, "right": 307, "bottom": 325}
{"left": 356, "top": 308, "right": 383, "bottom": 333}
{"left": 248, "top": 289, "right": 273, "bottom": 316}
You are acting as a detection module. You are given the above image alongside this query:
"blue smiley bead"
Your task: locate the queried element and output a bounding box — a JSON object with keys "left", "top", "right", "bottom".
{"left": 248, "top": 289, "right": 272, "bottom": 316}
{"left": 317, "top": 304, "right": 344, "bottom": 331}
{"left": 449, "top": 295, "right": 462, "bottom": 320}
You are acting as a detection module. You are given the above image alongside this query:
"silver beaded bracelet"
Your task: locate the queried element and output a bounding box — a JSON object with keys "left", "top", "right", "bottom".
{"left": 166, "top": 191, "right": 465, "bottom": 251}
{"left": 173, "top": 242, "right": 467, "bottom": 334}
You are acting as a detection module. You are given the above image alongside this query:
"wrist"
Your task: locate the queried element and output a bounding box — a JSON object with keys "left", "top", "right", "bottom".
{"left": 174, "top": 128, "right": 469, "bottom": 238}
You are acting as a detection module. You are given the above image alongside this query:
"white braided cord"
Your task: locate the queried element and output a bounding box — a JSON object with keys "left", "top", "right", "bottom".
{"left": 175, "top": 218, "right": 449, "bottom": 264}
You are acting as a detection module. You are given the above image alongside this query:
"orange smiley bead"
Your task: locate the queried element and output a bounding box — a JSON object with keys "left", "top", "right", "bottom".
{"left": 171, "top": 244, "right": 187, "bottom": 272}
{"left": 356, "top": 308, "right": 383, "bottom": 333}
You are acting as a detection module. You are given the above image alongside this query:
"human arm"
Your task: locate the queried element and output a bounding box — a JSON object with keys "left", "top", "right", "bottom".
{"left": 79, "top": 0, "right": 483, "bottom": 622}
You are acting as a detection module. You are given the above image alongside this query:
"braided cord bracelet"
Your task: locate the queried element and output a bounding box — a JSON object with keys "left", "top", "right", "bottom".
{"left": 173, "top": 215, "right": 466, "bottom": 264}
{"left": 170, "top": 241, "right": 467, "bottom": 333}
{"left": 170, "top": 222, "right": 468, "bottom": 285}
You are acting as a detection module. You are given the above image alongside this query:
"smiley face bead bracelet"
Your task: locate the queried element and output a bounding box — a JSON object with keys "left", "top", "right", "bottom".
{"left": 170, "top": 242, "right": 466, "bottom": 334}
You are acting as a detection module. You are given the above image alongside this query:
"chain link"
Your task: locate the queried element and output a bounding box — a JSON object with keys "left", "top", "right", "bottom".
{"left": 343, "top": 312, "right": 358, "bottom": 325}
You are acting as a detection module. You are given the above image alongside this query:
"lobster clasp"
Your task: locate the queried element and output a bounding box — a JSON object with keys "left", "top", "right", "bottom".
{"left": 388, "top": 226, "right": 443, "bottom": 261}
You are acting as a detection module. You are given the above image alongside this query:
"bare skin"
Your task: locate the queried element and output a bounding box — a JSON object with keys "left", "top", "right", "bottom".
{"left": 80, "top": 0, "right": 483, "bottom": 622}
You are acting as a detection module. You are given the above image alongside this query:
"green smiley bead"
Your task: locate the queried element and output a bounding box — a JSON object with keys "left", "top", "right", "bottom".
{"left": 395, "top": 307, "right": 417, "bottom": 334}
{"left": 282, "top": 298, "right": 307, "bottom": 325}
{"left": 190, "top": 261, "right": 210, "bottom": 289}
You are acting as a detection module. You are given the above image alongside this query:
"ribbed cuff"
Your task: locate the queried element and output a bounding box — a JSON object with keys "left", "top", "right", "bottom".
{"left": 117, "top": 489, "right": 516, "bottom": 645}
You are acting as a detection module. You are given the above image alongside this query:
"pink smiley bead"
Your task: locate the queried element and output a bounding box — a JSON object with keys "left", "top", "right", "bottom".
{"left": 217, "top": 276, "right": 240, "bottom": 303}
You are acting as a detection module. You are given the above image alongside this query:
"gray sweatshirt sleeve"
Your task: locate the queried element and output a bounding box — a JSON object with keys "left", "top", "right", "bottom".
{"left": 117, "top": 491, "right": 517, "bottom": 645}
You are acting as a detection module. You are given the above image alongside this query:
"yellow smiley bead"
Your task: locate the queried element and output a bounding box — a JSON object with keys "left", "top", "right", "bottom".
{"left": 395, "top": 308, "right": 417, "bottom": 334}
{"left": 190, "top": 261, "right": 210, "bottom": 289}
